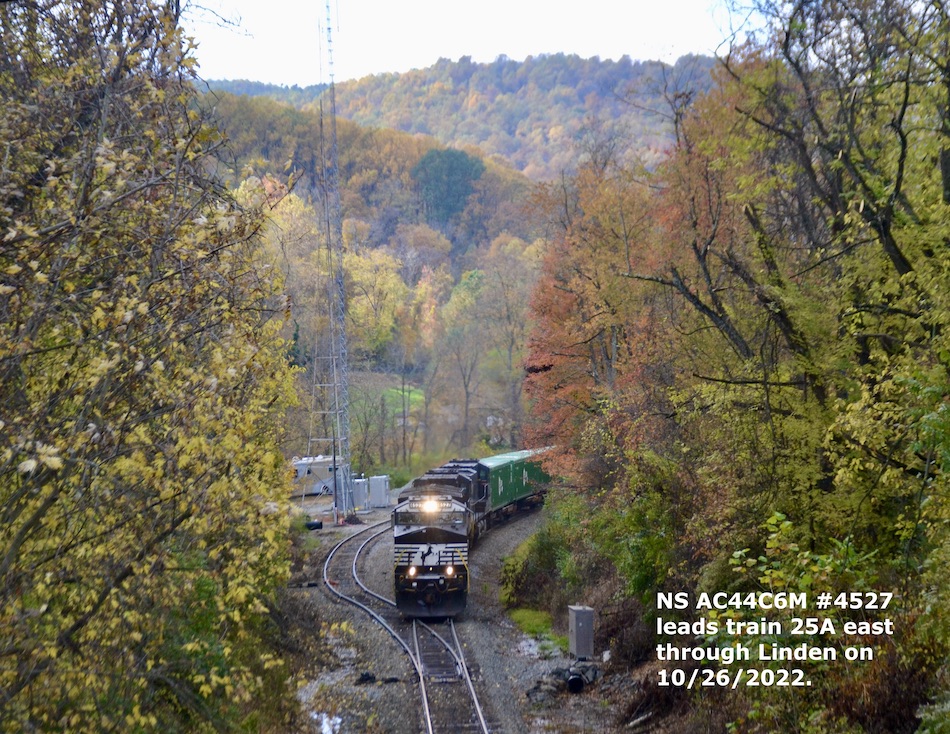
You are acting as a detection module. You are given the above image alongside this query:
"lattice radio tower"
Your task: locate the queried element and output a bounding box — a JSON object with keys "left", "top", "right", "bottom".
{"left": 306, "top": 0, "right": 353, "bottom": 514}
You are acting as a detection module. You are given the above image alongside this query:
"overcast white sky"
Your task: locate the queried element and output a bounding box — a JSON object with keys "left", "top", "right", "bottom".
{"left": 185, "top": 0, "right": 742, "bottom": 86}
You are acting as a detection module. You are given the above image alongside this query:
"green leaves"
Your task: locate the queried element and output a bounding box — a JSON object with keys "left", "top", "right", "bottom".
{"left": 411, "top": 147, "right": 485, "bottom": 225}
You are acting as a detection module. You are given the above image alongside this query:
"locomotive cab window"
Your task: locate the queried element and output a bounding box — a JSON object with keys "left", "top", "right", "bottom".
{"left": 394, "top": 510, "right": 465, "bottom": 528}
{"left": 395, "top": 511, "right": 421, "bottom": 526}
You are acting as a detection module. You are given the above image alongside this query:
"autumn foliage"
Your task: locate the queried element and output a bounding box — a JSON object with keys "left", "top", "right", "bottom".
{"left": 0, "top": 2, "right": 296, "bottom": 730}
{"left": 522, "top": 1, "right": 950, "bottom": 729}
{"left": 6, "top": 0, "right": 950, "bottom": 730}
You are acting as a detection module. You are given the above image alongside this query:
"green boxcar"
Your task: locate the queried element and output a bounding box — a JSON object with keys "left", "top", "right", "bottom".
{"left": 478, "top": 449, "right": 549, "bottom": 513}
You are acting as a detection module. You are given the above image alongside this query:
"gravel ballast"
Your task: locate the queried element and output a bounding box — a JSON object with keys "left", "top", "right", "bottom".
{"left": 286, "top": 497, "right": 635, "bottom": 733}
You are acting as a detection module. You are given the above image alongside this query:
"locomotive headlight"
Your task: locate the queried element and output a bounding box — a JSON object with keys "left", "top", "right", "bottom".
{"left": 408, "top": 566, "right": 417, "bottom": 578}
{"left": 421, "top": 499, "right": 439, "bottom": 514}
{"left": 445, "top": 566, "right": 454, "bottom": 576}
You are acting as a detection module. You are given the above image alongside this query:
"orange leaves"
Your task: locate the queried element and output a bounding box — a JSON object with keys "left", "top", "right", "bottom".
{"left": 526, "top": 150, "right": 674, "bottom": 482}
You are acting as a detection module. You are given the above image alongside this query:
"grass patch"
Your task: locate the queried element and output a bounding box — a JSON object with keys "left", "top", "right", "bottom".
{"left": 383, "top": 386, "right": 424, "bottom": 412}
{"left": 510, "top": 608, "right": 553, "bottom": 636}
{"left": 509, "top": 608, "right": 569, "bottom": 655}
{"left": 290, "top": 512, "right": 322, "bottom": 552}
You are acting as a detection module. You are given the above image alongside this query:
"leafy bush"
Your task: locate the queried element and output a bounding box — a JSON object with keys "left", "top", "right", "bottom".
{"left": 717, "top": 514, "right": 944, "bottom": 733}
{"left": 0, "top": 3, "right": 297, "bottom": 729}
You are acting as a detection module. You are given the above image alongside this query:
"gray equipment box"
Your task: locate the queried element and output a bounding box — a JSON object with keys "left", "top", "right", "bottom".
{"left": 353, "top": 478, "right": 370, "bottom": 509}
{"left": 569, "top": 605, "right": 594, "bottom": 659}
{"left": 369, "top": 475, "right": 391, "bottom": 507}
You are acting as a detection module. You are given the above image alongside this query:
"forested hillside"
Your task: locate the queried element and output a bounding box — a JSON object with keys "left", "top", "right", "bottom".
{"left": 5, "top": 0, "right": 950, "bottom": 731}
{"left": 217, "top": 25, "right": 950, "bottom": 728}
{"left": 203, "top": 90, "right": 545, "bottom": 468}
{"left": 204, "top": 91, "right": 536, "bottom": 249}
{"left": 209, "top": 53, "right": 717, "bottom": 179}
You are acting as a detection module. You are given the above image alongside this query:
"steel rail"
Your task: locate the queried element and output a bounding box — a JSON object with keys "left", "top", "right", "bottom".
{"left": 416, "top": 619, "right": 490, "bottom": 734}
{"left": 351, "top": 528, "right": 397, "bottom": 606}
{"left": 451, "top": 619, "right": 491, "bottom": 734}
{"left": 411, "top": 620, "right": 437, "bottom": 734}
{"left": 322, "top": 522, "right": 434, "bottom": 734}
{"left": 411, "top": 618, "right": 491, "bottom": 733}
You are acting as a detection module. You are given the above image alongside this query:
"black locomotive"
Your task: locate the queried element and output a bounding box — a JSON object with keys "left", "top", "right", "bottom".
{"left": 392, "top": 449, "right": 547, "bottom": 618}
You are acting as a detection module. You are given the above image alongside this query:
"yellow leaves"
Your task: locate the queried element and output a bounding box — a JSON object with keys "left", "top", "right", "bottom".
{"left": 3, "top": 223, "right": 40, "bottom": 242}
{"left": 91, "top": 305, "right": 107, "bottom": 328}
{"left": 15, "top": 441, "right": 65, "bottom": 473}
{"left": 124, "top": 704, "right": 157, "bottom": 728}
{"left": 0, "top": 41, "right": 296, "bottom": 734}
{"left": 323, "top": 620, "right": 356, "bottom": 638}
{"left": 215, "top": 214, "right": 237, "bottom": 233}
{"left": 38, "top": 445, "right": 64, "bottom": 471}
{"left": 90, "top": 355, "right": 120, "bottom": 377}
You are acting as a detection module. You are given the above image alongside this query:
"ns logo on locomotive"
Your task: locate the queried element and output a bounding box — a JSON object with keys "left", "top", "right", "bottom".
{"left": 392, "top": 449, "right": 549, "bottom": 618}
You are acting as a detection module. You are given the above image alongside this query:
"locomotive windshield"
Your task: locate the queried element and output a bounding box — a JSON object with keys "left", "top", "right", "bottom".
{"left": 394, "top": 510, "right": 466, "bottom": 528}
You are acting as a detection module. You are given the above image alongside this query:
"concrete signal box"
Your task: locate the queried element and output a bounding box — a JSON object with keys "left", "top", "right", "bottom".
{"left": 569, "top": 605, "right": 594, "bottom": 660}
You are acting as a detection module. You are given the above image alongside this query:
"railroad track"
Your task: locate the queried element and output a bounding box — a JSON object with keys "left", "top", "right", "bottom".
{"left": 322, "top": 522, "right": 497, "bottom": 733}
